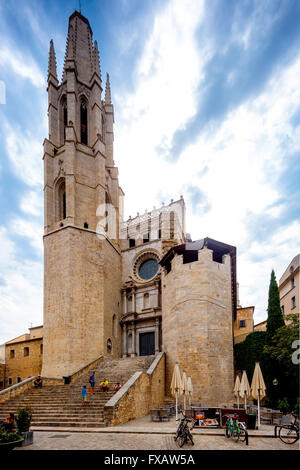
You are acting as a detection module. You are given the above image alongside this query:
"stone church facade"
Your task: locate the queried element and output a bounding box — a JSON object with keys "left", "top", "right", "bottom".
{"left": 41, "top": 11, "right": 236, "bottom": 405}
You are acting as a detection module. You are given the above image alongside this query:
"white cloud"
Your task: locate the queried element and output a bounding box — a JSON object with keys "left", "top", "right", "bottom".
{"left": 3, "top": 119, "right": 43, "bottom": 188}
{"left": 0, "top": 227, "right": 43, "bottom": 344}
{"left": 114, "top": 0, "right": 300, "bottom": 322}
{"left": 0, "top": 44, "right": 44, "bottom": 88}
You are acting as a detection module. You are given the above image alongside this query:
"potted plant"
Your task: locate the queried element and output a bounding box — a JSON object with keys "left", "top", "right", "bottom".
{"left": 0, "top": 428, "right": 23, "bottom": 452}
{"left": 15, "top": 407, "right": 34, "bottom": 447}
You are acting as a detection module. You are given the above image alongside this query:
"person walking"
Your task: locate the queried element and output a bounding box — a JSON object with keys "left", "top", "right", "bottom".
{"left": 81, "top": 385, "right": 88, "bottom": 406}
{"left": 89, "top": 371, "right": 96, "bottom": 395}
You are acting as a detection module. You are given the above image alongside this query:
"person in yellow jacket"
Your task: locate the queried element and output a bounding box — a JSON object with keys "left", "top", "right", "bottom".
{"left": 100, "top": 378, "right": 109, "bottom": 392}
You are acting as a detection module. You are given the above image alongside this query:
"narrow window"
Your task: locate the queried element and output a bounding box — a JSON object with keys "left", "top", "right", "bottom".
{"left": 17, "top": 377, "right": 22, "bottom": 383}
{"left": 57, "top": 179, "right": 66, "bottom": 221}
{"left": 143, "top": 233, "right": 149, "bottom": 243}
{"left": 24, "top": 347, "right": 29, "bottom": 357}
{"left": 239, "top": 320, "right": 246, "bottom": 328}
{"left": 80, "top": 97, "right": 88, "bottom": 145}
{"left": 281, "top": 305, "right": 284, "bottom": 315}
{"left": 292, "top": 296, "right": 296, "bottom": 309}
{"left": 129, "top": 238, "right": 135, "bottom": 248}
{"left": 40, "top": 344, "right": 43, "bottom": 355}
{"left": 143, "top": 293, "right": 150, "bottom": 309}
{"left": 291, "top": 278, "right": 295, "bottom": 288}
{"left": 8, "top": 377, "right": 12, "bottom": 386}
{"left": 10, "top": 350, "right": 15, "bottom": 359}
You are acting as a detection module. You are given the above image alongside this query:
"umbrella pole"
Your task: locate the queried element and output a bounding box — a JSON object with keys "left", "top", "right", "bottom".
{"left": 237, "top": 394, "right": 239, "bottom": 408}
{"left": 244, "top": 393, "right": 247, "bottom": 411}
{"left": 257, "top": 393, "right": 260, "bottom": 429}
{"left": 176, "top": 391, "right": 178, "bottom": 421}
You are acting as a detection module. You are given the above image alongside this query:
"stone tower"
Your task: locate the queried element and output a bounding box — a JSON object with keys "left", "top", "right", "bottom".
{"left": 42, "top": 11, "right": 123, "bottom": 378}
{"left": 160, "top": 238, "right": 236, "bottom": 405}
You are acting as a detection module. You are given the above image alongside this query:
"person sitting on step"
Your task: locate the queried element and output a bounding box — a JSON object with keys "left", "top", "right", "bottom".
{"left": 100, "top": 378, "right": 109, "bottom": 392}
{"left": 114, "top": 382, "right": 121, "bottom": 393}
{"left": 4, "top": 413, "right": 16, "bottom": 432}
{"left": 34, "top": 376, "right": 43, "bottom": 388}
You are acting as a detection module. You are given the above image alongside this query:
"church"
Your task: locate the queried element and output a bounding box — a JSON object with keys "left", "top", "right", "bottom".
{"left": 41, "top": 10, "right": 236, "bottom": 406}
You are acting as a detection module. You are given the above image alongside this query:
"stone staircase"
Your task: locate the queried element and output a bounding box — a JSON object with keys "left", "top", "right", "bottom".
{"left": 0, "top": 355, "right": 155, "bottom": 428}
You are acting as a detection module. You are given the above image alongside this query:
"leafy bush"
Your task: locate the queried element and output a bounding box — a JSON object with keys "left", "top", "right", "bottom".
{"left": 0, "top": 428, "right": 23, "bottom": 443}
{"left": 277, "top": 397, "right": 290, "bottom": 414}
{"left": 16, "top": 407, "right": 33, "bottom": 432}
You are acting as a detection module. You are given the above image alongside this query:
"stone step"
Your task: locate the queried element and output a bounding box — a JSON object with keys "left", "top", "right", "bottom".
{"left": 31, "top": 421, "right": 106, "bottom": 428}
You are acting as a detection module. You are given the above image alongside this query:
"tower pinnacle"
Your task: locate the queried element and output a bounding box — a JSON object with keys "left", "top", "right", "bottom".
{"left": 48, "top": 40, "right": 58, "bottom": 82}
{"left": 105, "top": 73, "right": 112, "bottom": 104}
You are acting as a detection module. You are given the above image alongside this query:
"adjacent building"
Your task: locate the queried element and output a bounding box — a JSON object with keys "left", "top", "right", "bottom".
{"left": 4, "top": 326, "right": 43, "bottom": 388}
{"left": 279, "top": 254, "right": 300, "bottom": 317}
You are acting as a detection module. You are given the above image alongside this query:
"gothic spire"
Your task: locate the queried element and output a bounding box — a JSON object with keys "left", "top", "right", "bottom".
{"left": 48, "top": 40, "right": 58, "bottom": 81}
{"left": 105, "top": 73, "right": 112, "bottom": 104}
{"left": 62, "top": 11, "right": 94, "bottom": 85}
{"left": 93, "top": 40, "right": 101, "bottom": 80}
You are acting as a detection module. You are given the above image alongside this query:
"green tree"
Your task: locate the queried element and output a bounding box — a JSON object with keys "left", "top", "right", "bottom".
{"left": 264, "top": 314, "right": 300, "bottom": 409}
{"left": 266, "top": 269, "right": 285, "bottom": 345}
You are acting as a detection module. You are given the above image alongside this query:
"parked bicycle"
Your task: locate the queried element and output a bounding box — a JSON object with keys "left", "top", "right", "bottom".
{"left": 224, "top": 414, "right": 249, "bottom": 445}
{"left": 277, "top": 412, "right": 299, "bottom": 445}
{"left": 174, "top": 412, "right": 196, "bottom": 447}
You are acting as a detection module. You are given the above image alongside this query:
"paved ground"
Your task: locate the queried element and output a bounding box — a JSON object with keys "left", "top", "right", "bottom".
{"left": 15, "top": 430, "right": 298, "bottom": 451}
{"left": 15, "top": 414, "right": 299, "bottom": 451}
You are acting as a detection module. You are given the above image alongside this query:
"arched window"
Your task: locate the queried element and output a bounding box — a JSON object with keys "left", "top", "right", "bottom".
{"left": 60, "top": 95, "right": 67, "bottom": 144}
{"left": 80, "top": 96, "right": 88, "bottom": 145}
{"left": 128, "top": 296, "right": 132, "bottom": 313}
{"left": 56, "top": 178, "right": 66, "bottom": 221}
{"left": 112, "top": 314, "right": 117, "bottom": 337}
{"left": 101, "top": 114, "right": 105, "bottom": 142}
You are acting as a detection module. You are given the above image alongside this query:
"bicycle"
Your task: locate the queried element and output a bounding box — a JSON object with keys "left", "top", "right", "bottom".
{"left": 278, "top": 412, "right": 299, "bottom": 445}
{"left": 224, "top": 414, "right": 249, "bottom": 445}
{"left": 174, "top": 412, "right": 196, "bottom": 447}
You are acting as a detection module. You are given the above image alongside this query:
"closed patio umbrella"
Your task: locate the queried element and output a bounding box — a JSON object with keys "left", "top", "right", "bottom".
{"left": 187, "top": 376, "right": 193, "bottom": 408}
{"left": 234, "top": 375, "right": 241, "bottom": 408}
{"left": 250, "top": 362, "right": 266, "bottom": 429}
{"left": 182, "top": 371, "right": 188, "bottom": 411}
{"left": 170, "top": 362, "right": 183, "bottom": 420}
{"left": 239, "top": 370, "right": 250, "bottom": 411}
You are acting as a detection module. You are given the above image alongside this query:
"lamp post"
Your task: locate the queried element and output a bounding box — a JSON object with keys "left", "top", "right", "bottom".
{"left": 273, "top": 378, "right": 278, "bottom": 408}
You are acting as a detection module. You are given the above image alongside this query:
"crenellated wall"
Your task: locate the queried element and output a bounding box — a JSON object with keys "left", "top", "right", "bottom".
{"left": 162, "top": 246, "right": 234, "bottom": 406}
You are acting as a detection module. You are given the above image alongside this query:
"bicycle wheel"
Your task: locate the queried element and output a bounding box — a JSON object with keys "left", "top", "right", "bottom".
{"left": 233, "top": 430, "right": 239, "bottom": 442}
{"left": 178, "top": 433, "right": 186, "bottom": 447}
{"left": 187, "top": 430, "right": 194, "bottom": 445}
{"left": 225, "top": 424, "right": 232, "bottom": 438}
{"left": 238, "top": 429, "right": 247, "bottom": 442}
{"left": 279, "top": 426, "right": 298, "bottom": 445}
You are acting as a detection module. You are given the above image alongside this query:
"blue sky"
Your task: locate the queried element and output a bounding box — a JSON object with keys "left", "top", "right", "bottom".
{"left": 0, "top": 0, "right": 300, "bottom": 344}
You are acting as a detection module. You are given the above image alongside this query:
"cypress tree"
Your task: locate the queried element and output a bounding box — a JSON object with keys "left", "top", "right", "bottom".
{"left": 264, "top": 269, "right": 286, "bottom": 406}
{"left": 266, "top": 269, "right": 285, "bottom": 345}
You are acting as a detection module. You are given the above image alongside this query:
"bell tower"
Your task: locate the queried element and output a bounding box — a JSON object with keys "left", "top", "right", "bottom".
{"left": 42, "top": 11, "right": 123, "bottom": 378}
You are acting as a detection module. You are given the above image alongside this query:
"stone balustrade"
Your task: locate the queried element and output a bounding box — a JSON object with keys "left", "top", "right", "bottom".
{"left": 104, "top": 352, "right": 165, "bottom": 426}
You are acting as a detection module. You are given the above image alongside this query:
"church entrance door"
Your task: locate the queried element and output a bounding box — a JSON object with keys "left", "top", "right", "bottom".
{"left": 139, "top": 332, "right": 155, "bottom": 356}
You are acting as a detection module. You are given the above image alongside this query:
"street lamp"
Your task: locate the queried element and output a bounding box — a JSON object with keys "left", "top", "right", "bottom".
{"left": 273, "top": 378, "right": 278, "bottom": 386}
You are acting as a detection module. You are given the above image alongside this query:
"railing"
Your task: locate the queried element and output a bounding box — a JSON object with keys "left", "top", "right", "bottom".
{"left": 63, "top": 355, "right": 104, "bottom": 384}
{"left": 0, "top": 376, "right": 37, "bottom": 404}
{"left": 0, "top": 355, "right": 104, "bottom": 403}
{"left": 104, "top": 352, "right": 165, "bottom": 426}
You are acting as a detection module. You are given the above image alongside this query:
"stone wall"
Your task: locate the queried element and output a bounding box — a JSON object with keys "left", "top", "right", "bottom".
{"left": 42, "top": 226, "right": 122, "bottom": 378}
{"left": 234, "top": 306, "right": 254, "bottom": 344}
{"left": 162, "top": 247, "right": 234, "bottom": 406}
{"left": 104, "top": 352, "right": 165, "bottom": 426}
{"left": 5, "top": 338, "right": 42, "bottom": 388}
